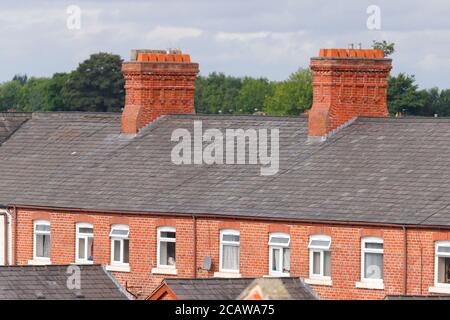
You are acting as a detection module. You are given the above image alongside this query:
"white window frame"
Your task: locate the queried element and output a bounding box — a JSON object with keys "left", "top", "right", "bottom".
{"left": 75, "top": 222, "right": 94, "bottom": 264}
{"left": 157, "top": 226, "right": 176, "bottom": 269}
{"left": 361, "top": 237, "right": 384, "bottom": 283}
{"left": 219, "top": 229, "right": 240, "bottom": 273}
{"left": 33, "top": 220, "right": 51, "bottom": 262}
{"left": 109, "top": 224, "right": 130, "bottom": 267}
{"left": 308, "top": 235, "right": 331, "bottom": 280}
{"left": 434, "top": 241, "right": 450, "bottom": 288}
{"left": 268, "top": 232, "right": 290, "bottom": 276}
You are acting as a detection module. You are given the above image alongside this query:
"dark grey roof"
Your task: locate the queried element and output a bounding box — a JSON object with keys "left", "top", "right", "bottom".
{"left": 0, "top": 264, "right": 132, "bottom": 300}
{"left": 159, "top": 277, "right": 317, "bottom": 300}
{"left": 1, "top": 112, "right": 450, "bottom": 227}
{"left": 0, "top": 113, "right": 30, "bottom": 145}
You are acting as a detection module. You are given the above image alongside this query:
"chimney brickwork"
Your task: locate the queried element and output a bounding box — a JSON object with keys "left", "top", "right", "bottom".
{"left": 308, "top": 49, "right": 392, "bottom": 139}
{"left": 121, "top": 50, "right": 199, "bottom": 134}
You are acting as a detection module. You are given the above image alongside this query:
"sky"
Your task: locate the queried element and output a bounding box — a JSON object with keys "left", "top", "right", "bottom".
{"left": 1, "top": 0, "right": 450, "bottom": 88}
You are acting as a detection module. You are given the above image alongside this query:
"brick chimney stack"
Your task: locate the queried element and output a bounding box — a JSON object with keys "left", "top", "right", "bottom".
{"left": 121, "top": 49, "right": 199, "bottom": 134}
{"left": 308, "top": 48, "right": 392, "bottom": 140}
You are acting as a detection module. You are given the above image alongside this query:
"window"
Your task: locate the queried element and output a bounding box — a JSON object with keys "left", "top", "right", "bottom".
{"left": 75, "top": 223, "right": 94, "bottom": 264}
{"left": 220, "top": 229, "right": 240, "bottom": 272}
{"left": 110, "top": 225, "right": 129, "bottom": 266}
{"left": 361, "top": 237, "right": 384, "bottom": 282}
{"left": 308, "top": 235, "right": 331, "bottom": 279}
{"left": 33, "top": 220, "right": 51, "bottom": 261}
{"left": 157, "top": 227, "right": 176, "bottom": 268}
{"left": 268, "top": 233, "right": 290, "bottom": 276}
{"left": 435, "top": 241, "right": 450, "bottom": 287}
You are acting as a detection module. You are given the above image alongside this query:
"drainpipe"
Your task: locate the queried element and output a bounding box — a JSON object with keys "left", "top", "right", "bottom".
{"left": 12, "top": 206, "right": 17, "bottom": 265}
{"left": 402, "top": 226, "right": 408, "bottom": 295}
{"left": 192, "top": 215, "right": 197, "bottom": 278}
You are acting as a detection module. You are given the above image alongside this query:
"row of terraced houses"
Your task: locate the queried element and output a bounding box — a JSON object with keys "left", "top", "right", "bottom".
{"left": 1, "top": 48, "right": 450, "bottom": 299}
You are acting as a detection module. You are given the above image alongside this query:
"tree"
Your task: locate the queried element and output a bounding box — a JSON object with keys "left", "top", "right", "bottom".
{"left": 194, "top": 73, "right": 242, "bottom": 114}
{"left": 372, "top": 40, "right": 395, "bottom": 56}
{"left": 263, "top": 68, "right": 312, "bottom": 116}
{"left": 0, "top": 81, "right": 24, "bottom": 111}
{"left": 387, "top": 73, "right": 425, "bottom": 115}
{"left": 237, "top": 78, "right": 274, "bottom": 114}
{"left": 20, "top": 77, "right": 52, "bottom": 112}
{"left": 12, "top": 74, "right": 28, "bottom": 86}
{"left": 47, "top": 73, "right": 69, "bottom": 111}
{"left": 63, "top": 52, "right": 125, "bottom": 112}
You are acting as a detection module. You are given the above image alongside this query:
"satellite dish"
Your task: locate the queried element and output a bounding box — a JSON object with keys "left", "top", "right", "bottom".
{"left": 203, "top": 256, "right": 212, "bottom": 271}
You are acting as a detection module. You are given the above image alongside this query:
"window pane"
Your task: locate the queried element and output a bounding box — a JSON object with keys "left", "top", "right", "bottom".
{"left": 87, "top": 237, "right": 93, "bottom": 261}
{"left": 123, "top": 240, "right": 129, "bottom": 263}
{"left": 111, "top": 229, "right": 129, "bottom": 236}
{"left": 223, "top": 234, "right": 239, "bottom": 242}
{"left": 78, "top": 227, "right": 93, "bottom": 234}
{"left": 364, "top": 252, "right": 383, "bottom": 279}
{"left": 365, "top": 242, "right": 383, "bottom": 250}
{"left": 36, "top": 224, "right": 50, "bottom": 232}
{"left": 310, "top": 240, "right": 330, "bottom": 248}
{"left": 160, "top": 241, "right": 176, "bottom": 266}
{"left": 324, "top": 251, "right": 331, "bottom": 277}
{"left": 283, "top": 248, "right": 291, "bottom": 272}
{"left": 313, "top": 251, "right": 321, "bottom": 274}
{"left": 113, "top": 240, "right": 121, "bottom": 262}
{"left": 78, "top": 238, "right": 86, "bottom": 259}
{"left": 438, "top": 246, "right": 450, "bottom": 254}
{"left": 272, "top": 248, "right": 280, "bottom": 271}
{"left": 270, "top": 237, "right": 289, "bottom": 245}
{"left": 438, "top": 257, "right": 450, "bottom": 284}
{"left": 222, "top": 244, "right": 239, "bottom": 270}
{"left": 160, "top": 231, "right": 176, "bottom": 239}
{"left": 36, "top": 234, "right": 50, "bottom": 258}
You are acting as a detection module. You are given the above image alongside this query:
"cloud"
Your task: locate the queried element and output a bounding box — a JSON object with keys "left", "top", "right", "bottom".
{"left": 146, "top": 26, "right": 204, "bottom": 42}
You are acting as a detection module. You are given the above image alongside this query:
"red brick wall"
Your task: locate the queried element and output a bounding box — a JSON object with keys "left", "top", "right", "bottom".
{"left": 308, "top": 49, "right": 392, "bottom": 137}
{"left": 13, "top": 208, "right": 448, "bottom": 299}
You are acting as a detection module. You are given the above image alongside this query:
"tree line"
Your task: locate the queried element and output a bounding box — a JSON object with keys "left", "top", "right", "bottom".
{"left": 1, "top": 45, "right": 450, "bottom": 117}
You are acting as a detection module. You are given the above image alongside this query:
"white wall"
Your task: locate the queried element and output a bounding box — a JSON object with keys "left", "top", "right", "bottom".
{"left": 0, "top": 212, "right": 4, "bottom": 265}
{"left": 0, "top": 209, "right": 11, "bottom": 265}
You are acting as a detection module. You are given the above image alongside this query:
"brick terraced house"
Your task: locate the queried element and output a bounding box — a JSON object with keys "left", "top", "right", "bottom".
{"left": 1, "top": 48, "right": 450, "bottom": 299}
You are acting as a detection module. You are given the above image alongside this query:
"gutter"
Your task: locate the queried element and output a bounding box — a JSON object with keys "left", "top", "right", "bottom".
{"left": 9, "top": 203, "right": 450, "bottom": 231}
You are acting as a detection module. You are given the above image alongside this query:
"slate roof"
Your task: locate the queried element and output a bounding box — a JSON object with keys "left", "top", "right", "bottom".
{"left": 0, "top": 113, "right": 30, "bottom": 145}
{"left": 155, "top": 277, "right": 317, "bottom": 300}
{"left": 1, "top": 112, "right": 450, "bottom": 227}
{"left": 0, "top": 264, "right": 132, "bottom": 300}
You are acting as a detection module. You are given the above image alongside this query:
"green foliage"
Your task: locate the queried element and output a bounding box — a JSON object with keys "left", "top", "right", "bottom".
{"left": 238, "top": 78, "right": 274, "bottom": 114}
{"left": 0, "top": 80, "right": 24, "bottom": 111}
{"left": 3, "top": 46, "right": 450, "bottom": 118}
{"left": 263, "top": 68, "right": 312, "bottom": 115}
{"left": 372, "top": 40, "right": 395, "bottom": 57}
{"left": 387, "top": 73, "right": 425, "bottom": 115}
{"left": 63, "top": 52, "right": 124, "bottom": 112}
{"left": 194, "top": 73, "right": 243, "bottom": 114}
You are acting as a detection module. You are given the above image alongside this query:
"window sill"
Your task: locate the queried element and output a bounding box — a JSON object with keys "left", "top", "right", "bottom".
{"left": 429, "top": 286, "right": 450, "bottom": 294}
{"left": 73, "top": 261, "right": 94, "bottom": 265}
{"left": 152, "top": 267, "right": 177, "bottom": 275}
{"left": 106, "top": 264, "right": 131, "bottom": 273}
{"left": 264, "top": 273, "right": 291, "bottom": 278}
{"left": 214, "top": 271, "right": 242, "bottom": 278}
{"left": 305, "top": 278, "right": 333, "bottom": 286}
{"left": 355, "top": 281, "right": 384, "bottom": 290}
{"left": 28, "top": 259, "right": 51, "bottom": 266}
